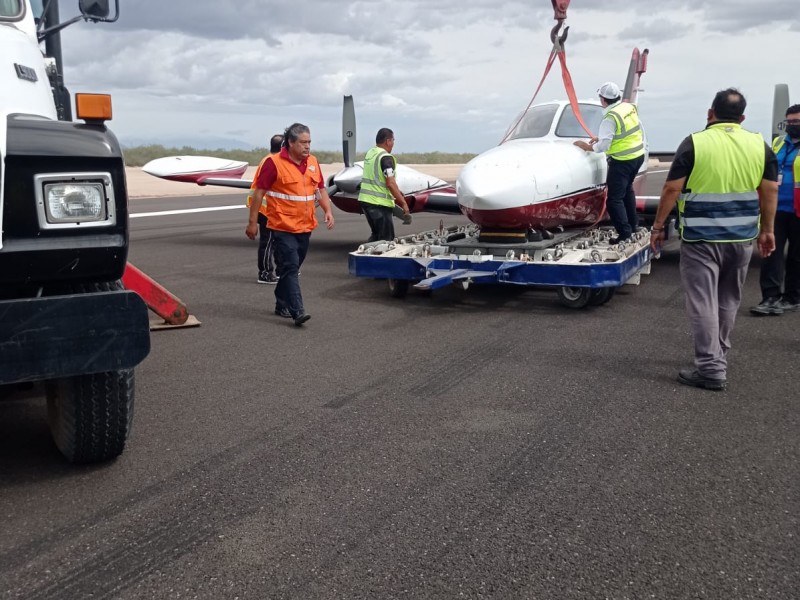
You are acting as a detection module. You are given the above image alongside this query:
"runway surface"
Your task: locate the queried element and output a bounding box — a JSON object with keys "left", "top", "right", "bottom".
{"left": 1, "top": 170, "right": 797, "bottom": 599}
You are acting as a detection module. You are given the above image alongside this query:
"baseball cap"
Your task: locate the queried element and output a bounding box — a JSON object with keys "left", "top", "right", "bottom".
{"left": 598, "top": 81, "right": 621, "bottom": 100}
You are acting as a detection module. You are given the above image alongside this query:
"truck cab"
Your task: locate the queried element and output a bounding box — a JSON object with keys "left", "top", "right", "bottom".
{"left": 0, "top": 0, "right": 150, "bottom": 463}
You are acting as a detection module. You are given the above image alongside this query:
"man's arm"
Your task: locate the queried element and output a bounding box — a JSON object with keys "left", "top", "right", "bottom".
{"left": 756, "top": 178, "right": 778, "bottom": 257}
{"left": 649, "top": 177, "right": 684, "bottom": 254}
{"left": 245, "top": 188, "right": 265, "bottom": 240}
{"left": 245, "top": 157, "right": 276, "bottom": 240}
{"left": 385, "top": 176, "right": 410, "bottom": 215}
{"left": 316, "top": 187, "right": 335, "bottom": 230}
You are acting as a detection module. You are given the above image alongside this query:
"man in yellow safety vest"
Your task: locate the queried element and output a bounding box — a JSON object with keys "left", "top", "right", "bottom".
{"left": 649, "top": 88, "right": 778, "bottom": 390}
{"left": 575, "top": 81, "right": 646, "bottom": 243}
{"left": 357, "top": 128, "right": 411, "bottom": 242}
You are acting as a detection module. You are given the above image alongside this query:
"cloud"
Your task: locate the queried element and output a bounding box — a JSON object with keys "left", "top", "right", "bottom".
{"left": 55, "top": 0, "right": 799, "bottom": 153}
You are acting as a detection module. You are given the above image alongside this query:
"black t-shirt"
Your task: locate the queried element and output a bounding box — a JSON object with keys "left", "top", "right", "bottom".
{"left": 667, "top": 123, "right": 778, "bottom": 184}
{"left": 379, "top": 154, "right": 396, "bottom": 177}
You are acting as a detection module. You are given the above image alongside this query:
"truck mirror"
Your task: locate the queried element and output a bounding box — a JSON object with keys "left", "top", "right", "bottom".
{"left": 79, "top": 0, "right": 110, "bottom": 19}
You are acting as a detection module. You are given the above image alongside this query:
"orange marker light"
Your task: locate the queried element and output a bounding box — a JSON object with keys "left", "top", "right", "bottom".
{"left": 75, "top": 93, "right": 113, "bottom": 122}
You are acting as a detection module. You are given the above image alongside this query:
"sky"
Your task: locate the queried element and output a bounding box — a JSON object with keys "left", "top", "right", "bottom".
{"left": 57, "top": 0, "right": 798, "bottom": 154}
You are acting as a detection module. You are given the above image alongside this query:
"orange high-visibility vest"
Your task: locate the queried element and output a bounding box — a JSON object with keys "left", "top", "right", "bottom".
{"left": 246, "top": 153, "right": 278, "bottom": 218}
{"left": 265, "top": 154, "right": 322, "bottom": 233}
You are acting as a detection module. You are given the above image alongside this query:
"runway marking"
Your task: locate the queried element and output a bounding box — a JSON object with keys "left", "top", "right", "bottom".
{"left": 131, "top": 205, "right": 243, "bottom": 218}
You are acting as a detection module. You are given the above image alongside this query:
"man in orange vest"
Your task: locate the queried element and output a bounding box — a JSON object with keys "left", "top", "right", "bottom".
{"left": 248, "top": 133, "right": 283, "bottom": 284}
{"left": 246, "top": 123, "right": 335, "bottom": 326}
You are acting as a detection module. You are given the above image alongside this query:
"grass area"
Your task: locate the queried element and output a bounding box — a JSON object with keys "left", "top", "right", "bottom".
{"left": 122, "top": 145, "right": 476, "bottom": 167}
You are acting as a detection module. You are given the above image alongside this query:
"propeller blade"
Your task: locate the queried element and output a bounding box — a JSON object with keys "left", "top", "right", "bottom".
{"left": 342, "top": 94, "right": 356, "bottom": 167}
{"left": 773, "top": 84, "right": 790, "bottom": 141}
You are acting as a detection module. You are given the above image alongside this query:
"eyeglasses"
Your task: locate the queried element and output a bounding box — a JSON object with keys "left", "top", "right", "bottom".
{"left": 780, "top": 119, "right": 800, "bottom": 127}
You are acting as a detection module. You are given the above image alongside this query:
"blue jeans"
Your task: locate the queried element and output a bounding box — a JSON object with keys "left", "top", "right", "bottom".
{"left": 606, "top": 155, "right": 644, "bottom": 239}
{"left": 270, "top": 229, "right": 310, "bottom": 318}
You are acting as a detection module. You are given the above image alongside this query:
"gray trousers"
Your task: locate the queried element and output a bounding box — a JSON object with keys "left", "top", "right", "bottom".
{"left": 680, "top": 241, "right": 753, "bottom": 379}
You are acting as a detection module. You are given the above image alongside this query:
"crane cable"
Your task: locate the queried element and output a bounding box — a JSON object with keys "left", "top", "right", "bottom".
{"left": 499, "top": 0, "right": 594, "bottom": 144}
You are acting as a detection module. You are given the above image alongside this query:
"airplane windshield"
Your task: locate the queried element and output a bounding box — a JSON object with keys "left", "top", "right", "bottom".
{"left": 556, "top": 104, "right": 605, "bottom": 138}
{"left": 0, "top": 0, "right": 23, "bottom": 18}
{"left": 504, "top": 104, "right": 559, "bottom": 141}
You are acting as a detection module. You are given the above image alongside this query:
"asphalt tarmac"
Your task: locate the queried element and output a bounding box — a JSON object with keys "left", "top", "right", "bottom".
{"left": 1, "top": 172, "right": 797, "bottom": 599}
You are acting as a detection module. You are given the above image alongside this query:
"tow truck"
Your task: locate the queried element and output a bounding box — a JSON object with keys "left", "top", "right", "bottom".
{"left": 1, "top": 0, "right": 150, "bottom": 463}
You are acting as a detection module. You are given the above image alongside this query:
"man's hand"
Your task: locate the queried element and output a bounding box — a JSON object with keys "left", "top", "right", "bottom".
{"left": 649, "top": 229, "right": 665, "bottom": 257}
{"left": 324, "top": 211, "right": 335, "bottom": 230}
{"left": 757, "top": 231, "right": 775, "bottom": 257}
{"left": 245, "top": 222, "right": 258, "bottom": 240}
{"left": 573, "top": 140, "right": 593, "bottom": 152}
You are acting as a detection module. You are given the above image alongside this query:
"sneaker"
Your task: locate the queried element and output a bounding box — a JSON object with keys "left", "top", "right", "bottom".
{"left": 274, "top": 307, "right": 291, "bottom": 318}
{"left": 677, "top": 368, "right": 726, "bottom": 391}
{"left": 749, "top": 297, "right": 784, "bottom": 316}
{"left": 778, "top": 297, "right": 800, "bottom": 312}
{"left": 293, "top": 313, "right": 311, "bottom": 327}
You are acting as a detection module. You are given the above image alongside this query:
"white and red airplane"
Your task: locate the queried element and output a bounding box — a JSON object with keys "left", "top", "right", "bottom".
{"left": 143, "top": 48, "right": 655, "bottom": 236}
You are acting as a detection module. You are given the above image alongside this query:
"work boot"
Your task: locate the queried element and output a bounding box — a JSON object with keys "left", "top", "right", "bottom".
{"left": 677, "top": 368, "right": 726, "bottom": 391}
{"left": 749, "top": 297, "right": 784, "bottom": 316}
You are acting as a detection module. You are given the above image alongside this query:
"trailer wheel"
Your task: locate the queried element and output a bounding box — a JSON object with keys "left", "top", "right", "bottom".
{"left": 557, "top": 286, "right": 592, "bottom": 309}
{"left": 387, "top": 278, "right": 409, "bottom": 298}
{"left": 589, "top": 287, "right": 616, "bottom": 306}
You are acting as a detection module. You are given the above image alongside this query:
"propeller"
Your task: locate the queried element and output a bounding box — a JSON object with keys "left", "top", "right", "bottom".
{"left": 326, "top": 94, "right": 358, "bottom": 197}
{"left": 772, "top": 84, "right": 790, "bottom": 141}
{"left": 342, "top": 94, "right": 356, "bottom": 168}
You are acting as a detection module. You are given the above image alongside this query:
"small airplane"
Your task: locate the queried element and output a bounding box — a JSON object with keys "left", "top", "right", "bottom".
{"left": 425, "top": 47, "right": 653, "bottom": 240}
{"left": 142, "top": 95, "right": 459, "bottom": 220}
{"left": 143, "top": 48, "right": 654, "bottom": 238}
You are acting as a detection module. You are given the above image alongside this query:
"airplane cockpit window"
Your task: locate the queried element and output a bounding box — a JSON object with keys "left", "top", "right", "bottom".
{"left": 0, "top": 0, "right": 23, "bottom": 18}
{"left": 555, "top": 104, "right": 604, "bottom": 138}
{"left": 504, "top": 104, "right": 559, "bottom": 141}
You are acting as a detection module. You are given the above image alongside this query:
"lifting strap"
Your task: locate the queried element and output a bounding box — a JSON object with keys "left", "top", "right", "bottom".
{"left": 500, "top": 1, "right": 593, "bottom": 144}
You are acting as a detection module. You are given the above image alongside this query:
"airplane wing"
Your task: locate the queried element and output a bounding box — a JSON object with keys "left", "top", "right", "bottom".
{"left": 142, "top": 156, "right": 251, "bottom": 189}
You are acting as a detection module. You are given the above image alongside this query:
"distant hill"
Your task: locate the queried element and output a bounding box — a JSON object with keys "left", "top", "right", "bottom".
{"left": 120, "top": 136, "right": 256, "bottom": 151}
{"left": 122, "top": 145, "right": 477, "bottom": 168}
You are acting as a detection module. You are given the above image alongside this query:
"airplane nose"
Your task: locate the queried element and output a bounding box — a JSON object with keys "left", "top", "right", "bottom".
{"left": 457, "top": 154, "right": 536, "bottom": 211}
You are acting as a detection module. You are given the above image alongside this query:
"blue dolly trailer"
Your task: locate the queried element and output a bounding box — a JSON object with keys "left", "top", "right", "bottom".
{"left": 348, "top": 223, "right": 654, "bottom": 308}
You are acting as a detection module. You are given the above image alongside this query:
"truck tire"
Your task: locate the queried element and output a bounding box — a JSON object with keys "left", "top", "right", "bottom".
{"left": 43, "top": 280, "right": 136, "bottom": 464}
{"left": 46, "top": 369, "right": 135, "bottom": 464}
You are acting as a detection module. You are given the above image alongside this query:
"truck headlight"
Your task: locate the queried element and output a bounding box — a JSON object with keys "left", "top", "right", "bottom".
{"left": 34, "top": 172, "right": 116, "bottom": 230}
{"left": 46, "top": 183, "right": 105, "bottom": 222}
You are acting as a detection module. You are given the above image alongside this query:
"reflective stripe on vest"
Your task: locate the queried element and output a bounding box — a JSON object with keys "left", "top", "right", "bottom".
{"left": 358, "top": 146, "right": 395, "bottom": 208}
{"left": 605, "top": 102, "right": 645, "bottom": 160}
{"left": 772, "top": 135, "right": 800, "bottom": 217}
{"left": 247, "top": 152, "right": 278, "bottom": 217}
{"left": 679, "top": 123, "right": 764, "bottom": 243}
{"left": 265, "top": 154, "right": 321, "bottom": 233}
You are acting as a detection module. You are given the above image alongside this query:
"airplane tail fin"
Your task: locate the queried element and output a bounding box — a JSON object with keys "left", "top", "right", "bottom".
{"left": 342, "top": 95, "right": 356, "bottom": 168}
{"left": 772, "top": 84, "right": 790, "bottom": 141}
{"left": 622, "top": 47, "right": 649, "bottom": 105}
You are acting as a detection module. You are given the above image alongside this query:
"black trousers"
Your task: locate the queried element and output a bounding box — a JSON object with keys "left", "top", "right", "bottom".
{"left": 257, "top": 213, "right": 276, "bottom": 277}
{"left": 759, "top": 210, "right": 800, "bottom": 302}
{"left": 270, "top": 230, "right": 311, "bottom": 318}
{"left": 359, "top": 201, "right": 395, "bottom": 242}
{"left": 606, "top": 155, "right": 644, "bottom": 240}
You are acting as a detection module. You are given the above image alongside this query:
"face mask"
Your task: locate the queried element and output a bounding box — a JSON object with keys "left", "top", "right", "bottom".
{"left": 785, "top": 124, "right": 800, "bottom": 139}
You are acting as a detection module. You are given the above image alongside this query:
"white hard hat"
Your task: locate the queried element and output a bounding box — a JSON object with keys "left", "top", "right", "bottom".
{"left": 597, "top": 81, "right": 621, "bottom": 100}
